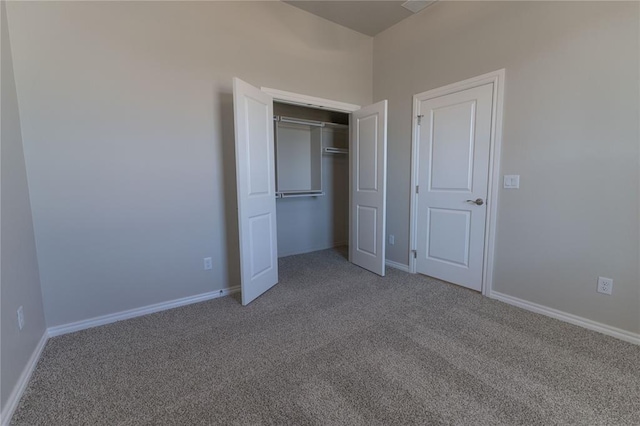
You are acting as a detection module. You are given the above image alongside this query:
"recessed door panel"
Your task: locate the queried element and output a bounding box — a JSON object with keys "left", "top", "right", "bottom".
{"left": 356, "top": 206, "right": 377, "bottom": 256}
{"left": 357, "top": 115, "right": 378, "bottom": 192}
{"left": 427, "top": 208, "right": 470, "bottom": 267}
{"left": 430, "top": 101, "right": 476, "bottom": 192}
{"left": 246, "top": 97, "right": 272, "bottom": 196}
{"left": 249, "top": 213, "right": 274, "bottom": 278}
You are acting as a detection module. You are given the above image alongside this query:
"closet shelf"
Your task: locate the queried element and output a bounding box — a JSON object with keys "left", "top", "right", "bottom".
{"left": 274, "top": 115, "right": 348, "bottom": 129}
{"left": 324, "top": 147, "right": 348, "bottom": 155}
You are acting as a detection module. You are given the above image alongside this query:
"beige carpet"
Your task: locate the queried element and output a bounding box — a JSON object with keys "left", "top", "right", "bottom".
{"left": 11, "top": 248, "right": 640, "bottom": 425}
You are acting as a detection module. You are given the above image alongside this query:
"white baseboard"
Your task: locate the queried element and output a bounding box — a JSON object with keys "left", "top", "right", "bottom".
{"left": 385, "top": 259, "right": 410, "bottom": 273}
{"left": 489, "top": 290, "right": 640, "bottom": 345}
{"left": 1, "top": 331, "right": 48, "bottom": 426}
{"left": 48, "top": 287, "right": 240, "bottom": 338}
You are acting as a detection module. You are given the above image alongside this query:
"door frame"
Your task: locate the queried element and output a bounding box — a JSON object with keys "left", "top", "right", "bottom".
{"left": 408, "top": 69, "right": 505, "bottom": 296}
{"left": 261, "top": 87, "right": 361, "bottom": 113}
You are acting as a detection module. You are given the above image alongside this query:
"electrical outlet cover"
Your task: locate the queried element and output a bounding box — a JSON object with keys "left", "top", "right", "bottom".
{"left": 597, "top": 277, "right": 613, "bottom": 295}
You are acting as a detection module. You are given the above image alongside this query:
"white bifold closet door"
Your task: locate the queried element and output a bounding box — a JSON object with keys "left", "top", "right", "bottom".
{"left": 233, "top": 78, "right": 278, "bottom": 305}
{"left": 350, "top": 100, "right": 388, "bottom": 276}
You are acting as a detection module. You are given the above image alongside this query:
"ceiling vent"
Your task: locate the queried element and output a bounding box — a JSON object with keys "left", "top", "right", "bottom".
{"left": 401, "top": 0, "right": 437, "bottom": 14}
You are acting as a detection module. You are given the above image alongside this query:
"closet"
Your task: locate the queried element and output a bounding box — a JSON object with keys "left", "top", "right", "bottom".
{"left": 273, "top": 102, "right": 349, "bottom": 258}
{"left": 232, "top": 77, "right": 388, "bottom": 305}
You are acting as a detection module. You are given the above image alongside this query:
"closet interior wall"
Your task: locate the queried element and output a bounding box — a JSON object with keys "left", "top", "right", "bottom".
{"left": 273, "top": 102, "right": 349, "bottom": 257}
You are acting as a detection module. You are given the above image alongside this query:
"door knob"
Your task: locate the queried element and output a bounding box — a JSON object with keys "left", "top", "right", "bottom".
{"left": 466, "top": 198, "right": 484, "bottom": 206}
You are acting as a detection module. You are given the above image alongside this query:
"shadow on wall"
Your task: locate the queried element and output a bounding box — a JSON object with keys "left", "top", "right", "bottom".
{"left": 217, "top": 90, "right": 241, "bottom": 304}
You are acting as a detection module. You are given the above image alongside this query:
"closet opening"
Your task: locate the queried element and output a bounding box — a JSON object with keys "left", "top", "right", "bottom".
{"left": 273, "top": 102, "right": 350, "bottom": 258}
{"left": 233, "top": 77, "right": 388, "bottom": 305}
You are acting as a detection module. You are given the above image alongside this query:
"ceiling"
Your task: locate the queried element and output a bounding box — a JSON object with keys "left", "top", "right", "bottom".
{"left": 284, "top": 1, "right": 427, "bottom": 37}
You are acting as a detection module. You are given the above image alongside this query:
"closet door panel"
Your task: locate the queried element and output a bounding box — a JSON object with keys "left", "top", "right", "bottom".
{"left": 233, "top": 77, "right": 278, "bottom": 305}
{"left": 350, "top": 100, "right": 388, "bottom": 276}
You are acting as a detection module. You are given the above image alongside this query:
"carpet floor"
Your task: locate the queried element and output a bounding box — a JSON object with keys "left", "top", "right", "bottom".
{"left": 11, "top": 248, "right": 640, "bottom": 425}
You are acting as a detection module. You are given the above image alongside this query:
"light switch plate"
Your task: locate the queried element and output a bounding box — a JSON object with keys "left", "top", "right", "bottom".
{"left": 504, "top": 175, "right": 520, "bottom": 189}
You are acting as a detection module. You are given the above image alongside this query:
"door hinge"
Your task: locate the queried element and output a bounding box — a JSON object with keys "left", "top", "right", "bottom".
{"left": 415, "top": 185, "right": 419, "bottom": 194}
{"left": 417, "top": 115, "right": 424, "bottom": 125}
{"left": 411, "top": 250, "right": 417, "bottom": 259}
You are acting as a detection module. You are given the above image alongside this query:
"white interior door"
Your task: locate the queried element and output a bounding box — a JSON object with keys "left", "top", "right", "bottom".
{"left": 233, "top": 77, "right": 278, "bottom": 305}
{"left": 415, "top": 84, "right": 493, "bottom": 291}
{"left": 350, "top": 100, "right": 388, "bottom": 276}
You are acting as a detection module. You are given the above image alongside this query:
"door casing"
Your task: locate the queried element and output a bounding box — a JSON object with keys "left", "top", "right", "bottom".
{"left": 261, "top": 87, "right": 360, "bottom": 114}
{"left": 408, "top": 69, "right": 505, "bottom": 296}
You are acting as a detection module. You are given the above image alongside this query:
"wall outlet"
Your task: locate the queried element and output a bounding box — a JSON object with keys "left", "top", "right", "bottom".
{"left": 388, "top": 234, "right": 395, "bottom": 245}
{"left": 597, "top": 276, "right": 613, "bottom": 295}
{"left": 17, "top": 306, "right": 25, "bottom": 331}
{"left": 203, "top": 257, "right": 213, "bottom": 270}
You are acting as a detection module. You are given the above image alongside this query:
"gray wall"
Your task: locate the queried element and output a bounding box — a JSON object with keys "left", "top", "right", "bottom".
{"left": 1, "top": 1, "right": 47, "bottom": 411}
{"left": 5, "top": 0, "right": 638, "bottom": 337}
{"left": 6, "top": 1, "right": 372, "bottom": 327}
{"left": 374, "top": 1, "right": 640, "bottom": 333}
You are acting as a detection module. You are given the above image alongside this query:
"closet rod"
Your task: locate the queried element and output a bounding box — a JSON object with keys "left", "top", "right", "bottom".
{"left": 324, "top": 147, "right": 349, "bottom": 155}
{"left": 277, "top": 116, "right": 325, "bottom": 128}
{"left": 279, "top": 191, "right": 325, "bottom": 198}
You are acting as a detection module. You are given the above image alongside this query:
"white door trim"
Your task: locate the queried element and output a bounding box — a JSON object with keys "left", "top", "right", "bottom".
{"left": 409, "top": 69, "right": 505, "bottom": 296}
{"left": 261, "top": 87, "right": 361, "bottom": 113}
